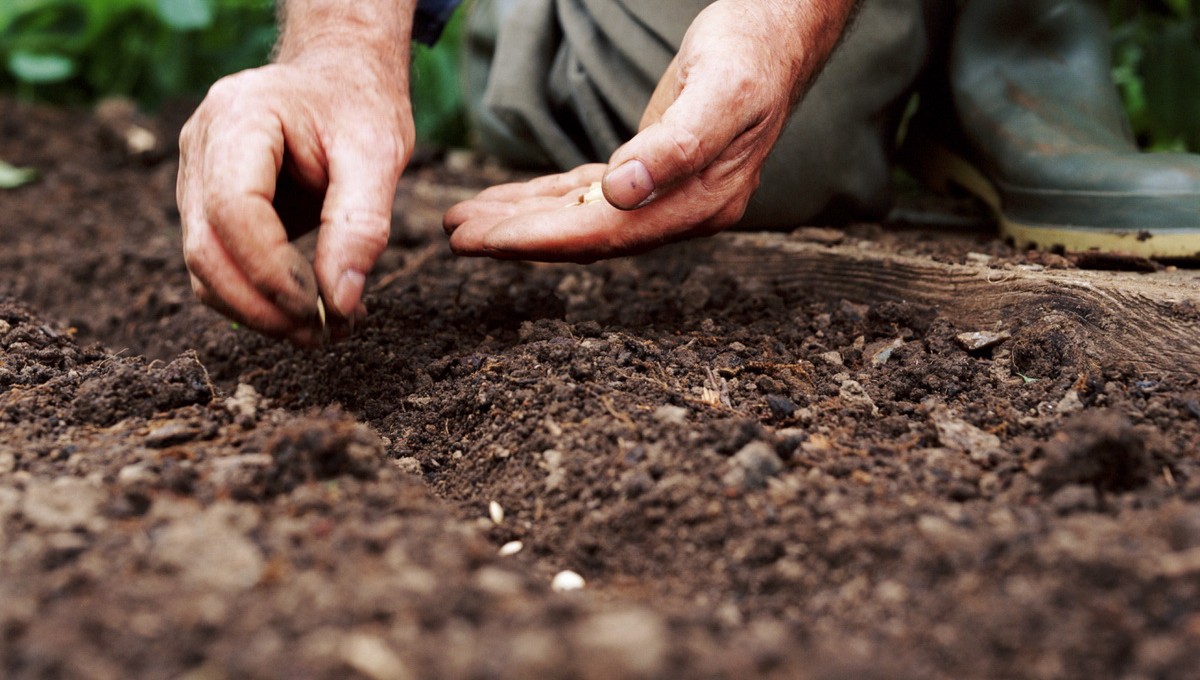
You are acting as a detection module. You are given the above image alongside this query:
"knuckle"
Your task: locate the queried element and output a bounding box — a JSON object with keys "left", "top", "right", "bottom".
{"left": 343, "top": 214, "right": 392, "bottom": 256}
{"left": 181, "top": 239, "right": 207, "bottom": 276}
{"left": 361, "top": 126, "right": 410, "bottom": 173}
{"left": 666, "top": 124, "right": 706, "bottom": 175}
{"left": 189, "top": 276, "right": 208, "bottom": 299}
{"left": 206, "top": 69, "right": 255, "bottom": 100}
{"left": 710, "top": 198, "right": 749, "bottom": 231}
{"left": 178, "top": 117, "right": 197, "bottom": 154}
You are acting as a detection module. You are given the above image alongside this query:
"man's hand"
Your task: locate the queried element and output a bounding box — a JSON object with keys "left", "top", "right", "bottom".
{"left": 178, "top": 1, "right": 415, "bottom": 346}
{"left": 444, "top": 0, "right": 856, "bottom": 262}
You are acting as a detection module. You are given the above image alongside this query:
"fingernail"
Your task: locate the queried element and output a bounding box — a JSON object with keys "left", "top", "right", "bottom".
{"left": 334, "top": 269, "right": 366, "bottom": 317}
{"left": 603, "top": 160, "right": 654, "bottom": 210}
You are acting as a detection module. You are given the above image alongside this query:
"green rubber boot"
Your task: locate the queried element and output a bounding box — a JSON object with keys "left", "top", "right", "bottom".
{"left": 906, "top": 0, "right": 1200, "bottom": 258}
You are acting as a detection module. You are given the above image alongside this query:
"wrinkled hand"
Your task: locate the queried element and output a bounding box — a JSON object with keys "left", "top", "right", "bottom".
{"left": 444, "top": 0, "right": 852, "bottom": 262}
{"left": 178, "top": 50, "right": 413, "bottom": 345}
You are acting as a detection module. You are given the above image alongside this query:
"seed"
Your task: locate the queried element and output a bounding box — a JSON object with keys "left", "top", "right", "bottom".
{"left": 568, "top": 181, "right": 606, "bottom": 208}
{"left": 498, "top": 541, "right": 523, "bottom": 557}
{"left": 582, "top": 181, "right": 604, "bottom": 204}
{"left": 316, "top": 296, "right": 327, "bottom": 328}
{"left": 552, "top": 570, "right": 585, "bottom": 592}
{"left": 488, "top": 500, "right": 505, "bottom": 525}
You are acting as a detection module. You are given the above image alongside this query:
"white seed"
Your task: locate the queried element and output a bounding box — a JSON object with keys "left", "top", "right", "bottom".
{"left": 498, "top": 541, "right": 524, "bottom": 557}
{"left": 582, "top": 181, "right": 605, "bottom": 204}
{"left": 551, "top": 570, "right": 585, "bottom": 592}
{"left": 488, "top": 500, "right": 505, "bottom": 525}
{"left": 316, "top": 296, "right": 327, "bottom": 328}
{"left": 125, "top": 125, "right": 158, "bottom": 155}
{"left": 567, "top": 181, "right": 606, "bottom": 208}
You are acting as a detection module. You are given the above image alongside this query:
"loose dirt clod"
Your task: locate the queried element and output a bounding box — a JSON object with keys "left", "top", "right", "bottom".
{"left": 1037, "top": 410, "right": 1155, "bottom": 494}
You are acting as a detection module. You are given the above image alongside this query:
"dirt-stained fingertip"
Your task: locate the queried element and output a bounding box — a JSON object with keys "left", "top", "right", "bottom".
{"left": 272, "top": 245, "right": 323, "bottom": 321}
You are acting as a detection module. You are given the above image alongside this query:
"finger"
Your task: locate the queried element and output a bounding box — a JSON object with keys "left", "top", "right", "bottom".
{"left": 471, "top": 205, "right": 647, "bottom": 262}
{"left": 638, "top": 55, "right": 679, "bottom": 131}
{"left": 312, "top": 131, "right": 404, "bottom": 319}
{"left": 181, "top": 134, "right": 319, "bottom": 341}
{"left": 443, "top": 198, "right": 524, "bottom": 235}
{"left": 446, "top": 194, "right": 580, "bottom": 250}
{"left": 204, "top": 116, "right": 322, "bottom": 322}
{"left": 185, "top": 226, "right": 321, "bottom": 346}
{"left": 470, "top": 164, "right": 606, "bottom": 203}
{"left": 444, "top": 190, "right": 586, "bottom": 236}
{"left": 602, "top": 62, "right": 754, "bottom": 210}
{"left": 475, "top": 166, "right": 757, "bottom": 263}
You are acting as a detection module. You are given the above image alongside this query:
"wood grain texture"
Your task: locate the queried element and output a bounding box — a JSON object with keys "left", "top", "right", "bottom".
{"left": 705, "top": 233, "right": 1200, "bottom": 378}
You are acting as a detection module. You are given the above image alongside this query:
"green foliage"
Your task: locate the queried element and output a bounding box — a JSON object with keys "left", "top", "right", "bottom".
{"left": 411, "top": 7, "right": 468, "bottom": 147}
{"left": 0, "top": 0, "right": 468, "bottom": 145}
{"left": 1110, "top": 0, "right": 1200, "bottom": 151}
{"left": 0, "top": 0, "right": 276, "bottom": 108}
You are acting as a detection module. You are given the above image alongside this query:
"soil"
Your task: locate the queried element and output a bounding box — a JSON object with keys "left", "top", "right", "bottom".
{"left": 3, "top": 96, "right": 1200, "bottom": 680}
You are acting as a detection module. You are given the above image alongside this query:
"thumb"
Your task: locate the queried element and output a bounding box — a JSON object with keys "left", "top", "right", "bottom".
{"left": 602, "top": 73, "right": 744, "bottom": 210}
{"left": 313, "top": 138, "right": 403, "bottom": 318}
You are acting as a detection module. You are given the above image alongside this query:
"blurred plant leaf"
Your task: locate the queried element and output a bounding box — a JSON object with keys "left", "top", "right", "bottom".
{"left": 7, "top": 50, "right": 75, "bottom": 82}
{"left": 0, "top": 0, "right": 467, "bottom": 146}
{"left": 0, "top": 159, "right": 38, "bottom": 189}
{"left": 1138, "top": 19, "right": 1200, "bottom": 151}
{"left": 155, "top": 0, "right": 213, "bottom": 31}
{"left": 411, "top": 7, "right": 467, "bottom": 147}
{"left": 1111, "top": 4, "right": 1200, "bottom": 151}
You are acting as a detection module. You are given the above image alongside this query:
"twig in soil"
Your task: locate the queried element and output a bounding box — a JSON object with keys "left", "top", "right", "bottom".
{"left": 702, "top": 366, "right": 732, "bottom": 408}
{"left": 598, "top": 394, "right": 637, "bottom": 429}
{"left": 612, "top": 369, "right": 752, "bottom": 417}
{"left": 372, "top": 242, "right": 442, "bottom": 291}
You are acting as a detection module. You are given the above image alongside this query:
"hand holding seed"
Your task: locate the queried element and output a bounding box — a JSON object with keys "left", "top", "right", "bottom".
{"left": 444, "top": 0, "right": 849, "bottom": 262}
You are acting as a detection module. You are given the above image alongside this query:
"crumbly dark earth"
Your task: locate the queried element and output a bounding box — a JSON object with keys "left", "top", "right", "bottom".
{"left": 3, "top": 96, "right": 1200, "bottom": 679}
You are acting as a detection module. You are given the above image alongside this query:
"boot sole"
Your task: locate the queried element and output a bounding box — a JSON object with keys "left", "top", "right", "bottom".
{"left": 905, "top": 138, "right": 1200, "bottom": 259}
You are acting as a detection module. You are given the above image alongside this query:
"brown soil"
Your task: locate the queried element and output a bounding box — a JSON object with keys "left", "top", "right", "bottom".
{"left": 3, "top": 97, "right": 1200, "bottom": 680}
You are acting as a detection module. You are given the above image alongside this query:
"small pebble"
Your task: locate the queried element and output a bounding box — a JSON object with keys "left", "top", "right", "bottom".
{"left": 955, "top": 330, "right": 1011, "bottom": 352}
{"left": 551, "top": 570, "right": 585, "bottom": 592}
{"left": 652, "top": 404, "right": 689, "bottom": 425}
{"left": 817, "top": 351, "right": 844, "bottom": 367}
{"left": 498, "top": 541, "right": 524, "bottom": 557}
{"left": 489, "top": 501, "right": 505, "bottom": 525}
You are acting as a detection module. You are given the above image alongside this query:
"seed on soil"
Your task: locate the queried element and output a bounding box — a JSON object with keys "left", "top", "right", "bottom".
{"left": 498, "top": 541, "right": 524, "bottom": 557}
{"left": 552, "top": 570, "right": 586, "bottom": 592}
{"left": 489, "top": 500, "right": 505, "bottom": 525}
{"left": 316, "top": 296, "right": 327, "bottom": 328}
{"left": 339, "top": 633, "right": 410, "bottom": 680}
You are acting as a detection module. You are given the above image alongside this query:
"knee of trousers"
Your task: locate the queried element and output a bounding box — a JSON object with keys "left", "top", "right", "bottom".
{"left": 743, "top": 0, "right": 949, "bottom": 228}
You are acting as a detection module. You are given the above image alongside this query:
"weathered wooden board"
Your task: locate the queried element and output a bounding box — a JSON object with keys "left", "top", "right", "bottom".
{"left": 707, "top": 232, "right": 1200, "bottom": 378}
